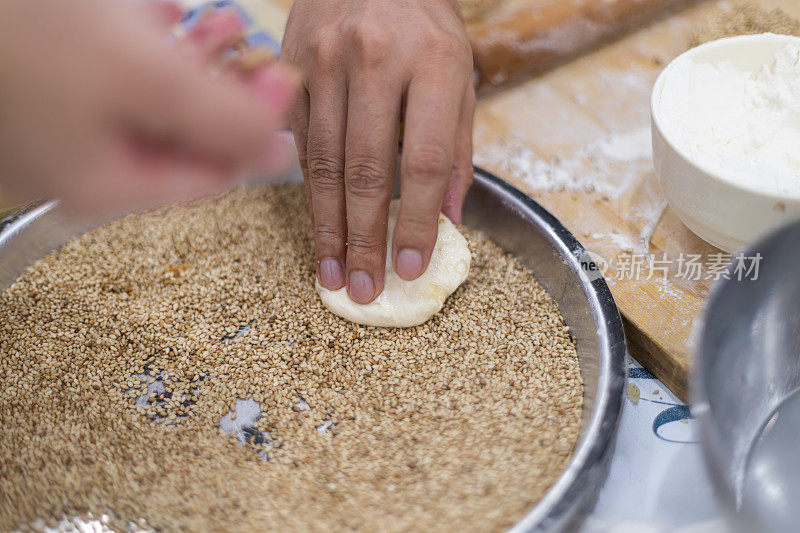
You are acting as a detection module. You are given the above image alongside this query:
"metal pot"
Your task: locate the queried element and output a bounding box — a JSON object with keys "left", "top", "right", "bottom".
{"left": 694, "top": 219, "right": 800, "bottom": 532}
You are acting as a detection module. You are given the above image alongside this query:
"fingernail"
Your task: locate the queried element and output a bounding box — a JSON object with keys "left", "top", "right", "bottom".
{"left": 348, "top": 270, "right": 374, "bottom": 304}
{"left": 318, "top": 257, "right": 344, "bottom": 290}
{"left": 250, "top": 67, "right": 299, "bottom": 111}
{"left": 396, "top": 248, "right": 424, "bottom": 280}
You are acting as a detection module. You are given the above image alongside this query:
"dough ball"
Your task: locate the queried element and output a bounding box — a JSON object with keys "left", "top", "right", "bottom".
{"left": 316, "top": 201, "right": 471, "bottom": 328}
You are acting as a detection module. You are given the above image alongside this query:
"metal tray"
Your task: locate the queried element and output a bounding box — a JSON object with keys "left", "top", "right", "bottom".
{"left": 0, "top": 167, "right": 626, "bottom": 531}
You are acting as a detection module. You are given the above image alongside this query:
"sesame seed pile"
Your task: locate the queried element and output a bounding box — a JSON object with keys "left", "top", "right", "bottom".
{"left": 0, "top": 184, "right": 582, "bottom": 532}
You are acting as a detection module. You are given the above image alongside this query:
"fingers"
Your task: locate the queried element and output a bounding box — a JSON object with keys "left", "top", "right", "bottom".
{"left": 124, "top": 50, "right": 295, "bottom": 174}
{"left": 441, "top": 85, "right": 475, "bottom": 225}
{"left": 103, "top": 121, "right": 292, "bottom": 213}
{"left": 288, "top": 87, "right": 312, "bottom": 216}
{"left": 306, "top": 75, "right": 348, "bottom": 290}
{"left": 186, "top": 9, "right": 244, "bottom": 62}
{"left": 70, "top": 130, "right": 237, "bottom": 214}
{"left": 117, "top": 140, "right": 237, "bottom": 207}
{"left": 143, "top": 0, "right": 183, "bottom": 29}
{"left": 393, "top": 70, "right": 467, "bottom": 281}
{"left": 186, "top": 9, "right": 296, "bottom": 176}
{"left": 344, "top": 75, "right": 402, "bottom": 304}
{"left": 115, "top": 1, "right": 297, "bottom": 175}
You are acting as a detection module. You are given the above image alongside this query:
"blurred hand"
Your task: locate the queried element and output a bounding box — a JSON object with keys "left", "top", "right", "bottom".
{"left": 0, "top": 0, "right": 297, "bottom": 213}
{"left": 282, "top": 0, "right": 475, "bottom": 303}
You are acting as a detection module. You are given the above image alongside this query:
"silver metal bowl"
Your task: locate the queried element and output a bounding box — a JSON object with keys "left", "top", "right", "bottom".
{"left": 694, "top": 219, "right": 800, "bottom": 532}
{"left": 0, "top": 167, "right": 626, "bottom": 531}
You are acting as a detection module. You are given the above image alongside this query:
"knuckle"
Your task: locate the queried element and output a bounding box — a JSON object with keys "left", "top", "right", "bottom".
{"left": 346, "top": 156, "right": 391, "bottom": 198}
{"left": 428, "top": 33, "right": 459, "bottom": 57}
{"left": 308, "top": 28, "right": 339, "bottom": 65}
{"left": 315, "top": 222, "right": 346, "bottom": 245}
{"left": 421, "top": 26, "right": 470, "bottom": 61}
{"left": 406, "top": 143, "right": 451, "bottom": 181}
{"left": 307, "top": 152, "right": 344, "bottom": 191}
{"left": 437, "top": 46, "right": 473, "bottom": 75}
{"left": 456, "top": 35, "right": 474, "bottom": 62}
{"left": 347, "top": 229, "right": 386, "bottom": 257}
{"left": 349, "top": 21, "right": 392, "bottom": 66}
{"left": 397, "top": 210, "right": 437, "bottom": 239}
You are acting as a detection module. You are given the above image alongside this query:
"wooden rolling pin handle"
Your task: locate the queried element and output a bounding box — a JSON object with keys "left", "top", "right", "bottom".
{"left": 468, "top": 0, "right": 688, "bottom": 88}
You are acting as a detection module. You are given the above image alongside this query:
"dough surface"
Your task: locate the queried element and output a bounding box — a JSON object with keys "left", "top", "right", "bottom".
{"left": 316, "top": 200, "right": 471, "bottom": 327}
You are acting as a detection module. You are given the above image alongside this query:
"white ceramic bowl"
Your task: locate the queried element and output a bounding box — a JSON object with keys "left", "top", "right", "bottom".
{"left": 651, "top": 33, "right": 800, "bottom": 253}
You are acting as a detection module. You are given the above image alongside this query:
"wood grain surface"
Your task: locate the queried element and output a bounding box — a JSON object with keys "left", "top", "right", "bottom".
{"left": 468, "top": 0, "right": 691, "bottom": 87}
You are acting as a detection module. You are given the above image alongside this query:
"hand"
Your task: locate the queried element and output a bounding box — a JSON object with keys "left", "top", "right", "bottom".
{"left": 0, "top": 0, "right": 298, "bottom": 213}
{"left": 282, "top": 0, "right": 475, "bottom": 303}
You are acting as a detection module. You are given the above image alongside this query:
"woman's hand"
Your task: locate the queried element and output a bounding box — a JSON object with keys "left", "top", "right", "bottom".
{"left": 0, "top": 0, "right": 297, "bottom": 213}
{"left": 282, "top": 0, "right": 475, "bottom": 303}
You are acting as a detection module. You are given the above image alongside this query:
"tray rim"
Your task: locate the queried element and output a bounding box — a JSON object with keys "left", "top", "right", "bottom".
{"left": 470, "top": 166, "right": 626, "bottom": 532}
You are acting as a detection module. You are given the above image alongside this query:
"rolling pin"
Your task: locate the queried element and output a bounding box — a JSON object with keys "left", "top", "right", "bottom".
{"left": 468, "top": 0, "right": 691, "bottom": 88}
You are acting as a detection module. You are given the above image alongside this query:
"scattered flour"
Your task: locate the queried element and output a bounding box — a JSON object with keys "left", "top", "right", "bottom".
{"left": 595, "top": 127, "right": 653, "bottom": 162}
{"left": 574, "top": 93, "right": 589, "bottom": 107}
{"left": 634, "top": 200, "right": 668, "bottom": 255}
{"left": 589, "top": 197, "right": 666, "bottom": 258}
{"left": 590, "top": 231, "right": 636, "bottom": 253}
{"left": 474, "top": 126, "right": 653, "bottom": 199}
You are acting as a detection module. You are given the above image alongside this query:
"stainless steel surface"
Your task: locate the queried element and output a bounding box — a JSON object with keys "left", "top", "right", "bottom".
{"left": 694, "top": 219, "right": 800, "bottom": 533}
{"left": 0, "top": 167, "right": 627, "bottom": 532}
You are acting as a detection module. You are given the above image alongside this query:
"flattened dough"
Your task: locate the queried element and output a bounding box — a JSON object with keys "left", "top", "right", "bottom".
{"left": 316, "top": 200, "right": 471, "bottom": 327}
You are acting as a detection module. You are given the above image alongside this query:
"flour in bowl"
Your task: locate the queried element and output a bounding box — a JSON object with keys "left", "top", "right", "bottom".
{"left": 658, "top": 37, "right": 800, "bottom": 195}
